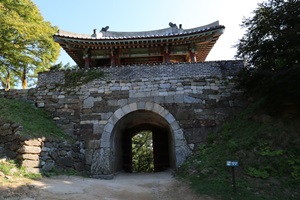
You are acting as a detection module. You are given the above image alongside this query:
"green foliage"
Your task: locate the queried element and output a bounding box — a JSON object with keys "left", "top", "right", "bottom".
{"left": 259, "top": 144, "right": 283, "bottom": 157}
{"left": 177, "top": 102, "right": 300, "bottom": 199}
{"left": 0, "top": 97, "right": 68, "bottom": 139}
{"left": 42, "top": 167, "right": 83, "bottom": 177}
{"left": 288, "top": 157, "right": 300, "bottom": 180}
{"left": 132, "top": 131, "right": 154, "bottom": 173}
{"left": 247, "top": 167, "right": 269, "bottom": 179}
{"left": 0, "top": 159, "right": 42, "bottom": 180}
{"left": 50, "top": 62, "right": 79, "bottom": 71}
{"left": 236, "top": 0, "right": 300, "bottom": 70}
{"left": 235, "top": 0, "right": 300, "bottom": 116}
{"left": 0, "top": 159, "right": 17, "bottom": 175}
{"left": 0, "top": 0, "right": 60, "bottom": 89}
{"left": 64, "top": 69, "right": 104, "bottom": 87}
{"left": 235, "top": 66, "right": 300, "bottom": 115}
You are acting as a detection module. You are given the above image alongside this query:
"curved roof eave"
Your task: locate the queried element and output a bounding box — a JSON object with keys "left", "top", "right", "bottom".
{"left": 54, "top": 21, "right": 225, "bottom": 41}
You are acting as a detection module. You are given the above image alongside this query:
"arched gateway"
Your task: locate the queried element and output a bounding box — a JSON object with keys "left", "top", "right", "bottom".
{"left": 91, "top": 102, "right": 191, "bottom": 177}
{"left": 7, "top": 21, "right": 245, "bottom": 177}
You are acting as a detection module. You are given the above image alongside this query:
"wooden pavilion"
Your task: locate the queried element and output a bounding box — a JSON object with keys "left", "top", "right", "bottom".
{"left": 53, "top": 21, "right": 224, "bottom": 68}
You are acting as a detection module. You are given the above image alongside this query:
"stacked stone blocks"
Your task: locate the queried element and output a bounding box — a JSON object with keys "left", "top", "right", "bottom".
{"left": 0, "top": 61, "right": 246, "bottom": 175}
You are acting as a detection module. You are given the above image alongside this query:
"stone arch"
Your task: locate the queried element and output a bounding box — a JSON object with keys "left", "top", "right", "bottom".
{"left": 91, "top": 102, "right": 191, "bottom": 176}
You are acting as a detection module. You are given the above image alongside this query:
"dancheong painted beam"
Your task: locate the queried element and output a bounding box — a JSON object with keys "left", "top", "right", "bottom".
{"left": 54, "top": 21, "right": 225, "bottom": 68}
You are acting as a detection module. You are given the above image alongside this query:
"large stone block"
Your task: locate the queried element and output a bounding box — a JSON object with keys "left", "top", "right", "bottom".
{"left": 26, "top": 167, "right": 41, "bottom": 174}
{"left": 21, "top": 160, "right": 41, "bottom": 168}
{"left": 183, "top": 95, "right": 202, "bottom": 103}
{"left": 78, "top": 124, "right": 93, "bottom": 135}
{"left": 175, "top": 145, "right": 191, "bottom": 167}
{"left": 1, "top": 123, "right": 11, "bottom": 130}
{"left": 87, "top": 140, "right": 100, "bottom": 149}
{"left": 17, "top": 146, "right": 42, "bottom": 154}
{"left": 22, "top": 139, "right": 42, "bottom": 147}
{"left": 90, "top": 148, "right": 112, "bottom": 175}
{"left": 17, "top": 154, "right": 39, "bottom": 160}
{"left": 83, "top": 96, "right": 94, "bottom": 108}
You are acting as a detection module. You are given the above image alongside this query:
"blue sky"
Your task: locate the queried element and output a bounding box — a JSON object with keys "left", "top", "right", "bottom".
{"left": 32, "top": 0, "right": 264, "bottom": 65}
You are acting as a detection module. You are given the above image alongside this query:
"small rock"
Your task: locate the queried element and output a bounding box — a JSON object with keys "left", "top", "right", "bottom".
{"left": 26, "top": 184, "right": 36, "bottom": 190}
{"left": 0, "top": 157, "right": 7, "bottom": 163}
{"left": 1, "top": 123, "right": 11, "bottom": 130}
{"left": 5, "top": 175, "right": 12, "bottom": 180}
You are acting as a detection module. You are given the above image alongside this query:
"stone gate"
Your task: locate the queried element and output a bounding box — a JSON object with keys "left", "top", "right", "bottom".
{"left": 1, "top": 61, "right": 246, "bottom": 177}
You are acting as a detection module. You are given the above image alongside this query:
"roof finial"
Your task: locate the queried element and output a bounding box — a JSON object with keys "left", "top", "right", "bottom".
{"left": 169, "top": 22, "right": 177, "bottom": 28}
{"left": 101, "top": 26, "right": 109, "bottom": 32}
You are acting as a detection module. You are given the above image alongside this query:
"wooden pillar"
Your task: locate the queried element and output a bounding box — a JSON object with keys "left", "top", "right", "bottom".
{"left": 84, "top": 56, "right": 91, "bottom": 68}
{"left": 110, "top": 49, "right": 119, "bottom": 67}
{"left": 163, "top": 45, "right": 170, "bottom": 63}
{"left": 189, "top": 46, "right": 197, "bottom": 62}
{"left": 110, "top": 49, "right": 115, "bottom": 67}
{"left": 84, "top": 49, "right": 92, "bottom": 68}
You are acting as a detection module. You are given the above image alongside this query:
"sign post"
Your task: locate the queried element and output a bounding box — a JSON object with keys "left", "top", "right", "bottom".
{"left": 226, "top": 161, "right": 239, "bottom": 193}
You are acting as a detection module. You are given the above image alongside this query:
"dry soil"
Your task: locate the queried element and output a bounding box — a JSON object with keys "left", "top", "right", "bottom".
{"left": 0, "top": 171, "right": 216, "bottom": 200}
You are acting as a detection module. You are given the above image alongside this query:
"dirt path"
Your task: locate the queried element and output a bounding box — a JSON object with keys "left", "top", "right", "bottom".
{"left": 0, "top": 171, "right": 215, "bottom": 200}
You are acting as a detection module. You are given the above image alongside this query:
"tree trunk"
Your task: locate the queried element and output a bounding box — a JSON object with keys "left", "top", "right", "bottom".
{"left": 21, "top": 67, "right": 27, "bottom": 89}
{"left": 5, "top": 71, "right": 10, "bottom": 91}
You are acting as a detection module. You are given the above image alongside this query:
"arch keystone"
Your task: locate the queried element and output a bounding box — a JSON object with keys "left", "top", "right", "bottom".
{"left": 128, "top": 103, "right": 138, "bottom": 111}
{"left": 145, "top": 102, "right": 155, "bottom": 110}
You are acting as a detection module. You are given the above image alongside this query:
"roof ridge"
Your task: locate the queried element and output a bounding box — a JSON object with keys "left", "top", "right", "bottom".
{"left": 55, "top": 21, "right": 223, "bottom": 39}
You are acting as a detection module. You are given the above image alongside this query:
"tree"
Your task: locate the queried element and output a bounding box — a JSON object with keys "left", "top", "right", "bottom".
{"left": 50, "top": 62, "right": 79, "bottom": 71}
{"left": 235, "top": 0, "right": 300, "bottom": 115}
{"left": 236, "top": 0, "right": 300, "bottom": 71}
{"left": 0, "top": 0, "right": 60, "bottom": 89}
{"left": 132, "top": 131, "right": 154, "bottom": 172}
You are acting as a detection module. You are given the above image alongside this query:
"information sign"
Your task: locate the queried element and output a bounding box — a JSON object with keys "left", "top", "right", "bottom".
{"left": 226, "top": 161, "right": 239, "bottom": 167}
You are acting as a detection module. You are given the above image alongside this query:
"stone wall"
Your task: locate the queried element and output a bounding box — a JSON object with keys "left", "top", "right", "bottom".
{"left": 0, "top": 61, "right": 247, "bottom": 175}
{"left": 37, "top": 61, "right": 242, "bottom": 86}
{"left": 0, "top": 120, "right": 85, "bottom": 173}
{"left": 0, "top": 120, "right": 22, "bottom": 159}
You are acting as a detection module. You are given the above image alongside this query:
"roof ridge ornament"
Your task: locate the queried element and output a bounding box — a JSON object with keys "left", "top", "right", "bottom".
{"left": 169, "top": 22, "right": 179, "bottom": 34}
{"left": 100, "top": 26, "right": 109, "bottom": 37}
{"left": 101, "top": 26, "right": 109, "bottom": 32}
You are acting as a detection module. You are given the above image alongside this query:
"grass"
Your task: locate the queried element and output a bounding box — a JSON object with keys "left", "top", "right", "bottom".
{"left": 176, "top": 102, "right": 300, "bottom": 200}
{"left": 0, "top": 159, "right": 42, "bottom": 180}
{"left": 0, "top": 97, "right": 68, "bottom": 139}
{"left": 42, "top": 167, "right": 87, "bottom": 177}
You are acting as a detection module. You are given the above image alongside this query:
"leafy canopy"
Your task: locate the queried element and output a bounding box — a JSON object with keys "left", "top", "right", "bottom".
{"left": 0, "top": 0, "right": 60, "bottom": 88}
{"left": 235, "top": 0, "right": 300, "bottom": 115}
{"left": 236, "top": 0, "right": 300, "bottom": 70}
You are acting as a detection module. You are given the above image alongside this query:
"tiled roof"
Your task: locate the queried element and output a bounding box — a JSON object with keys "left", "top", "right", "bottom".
{"left": 55, "top": 21, "right": 224, "bottom": 40}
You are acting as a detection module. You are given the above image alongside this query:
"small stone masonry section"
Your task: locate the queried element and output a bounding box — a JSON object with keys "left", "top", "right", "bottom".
{"left": 17, "top": 138, "right": 43, "bottom": 173}
{"left": 0, "top": 120, "right": 23, "bottom": 159}
{"left": 0, "top": 120, "right": 86, "bottom": 173}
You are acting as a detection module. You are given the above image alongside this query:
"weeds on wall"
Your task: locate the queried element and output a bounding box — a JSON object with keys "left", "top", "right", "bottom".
{"left": 64, "top": 69, "right": 104, "bottom": 87}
